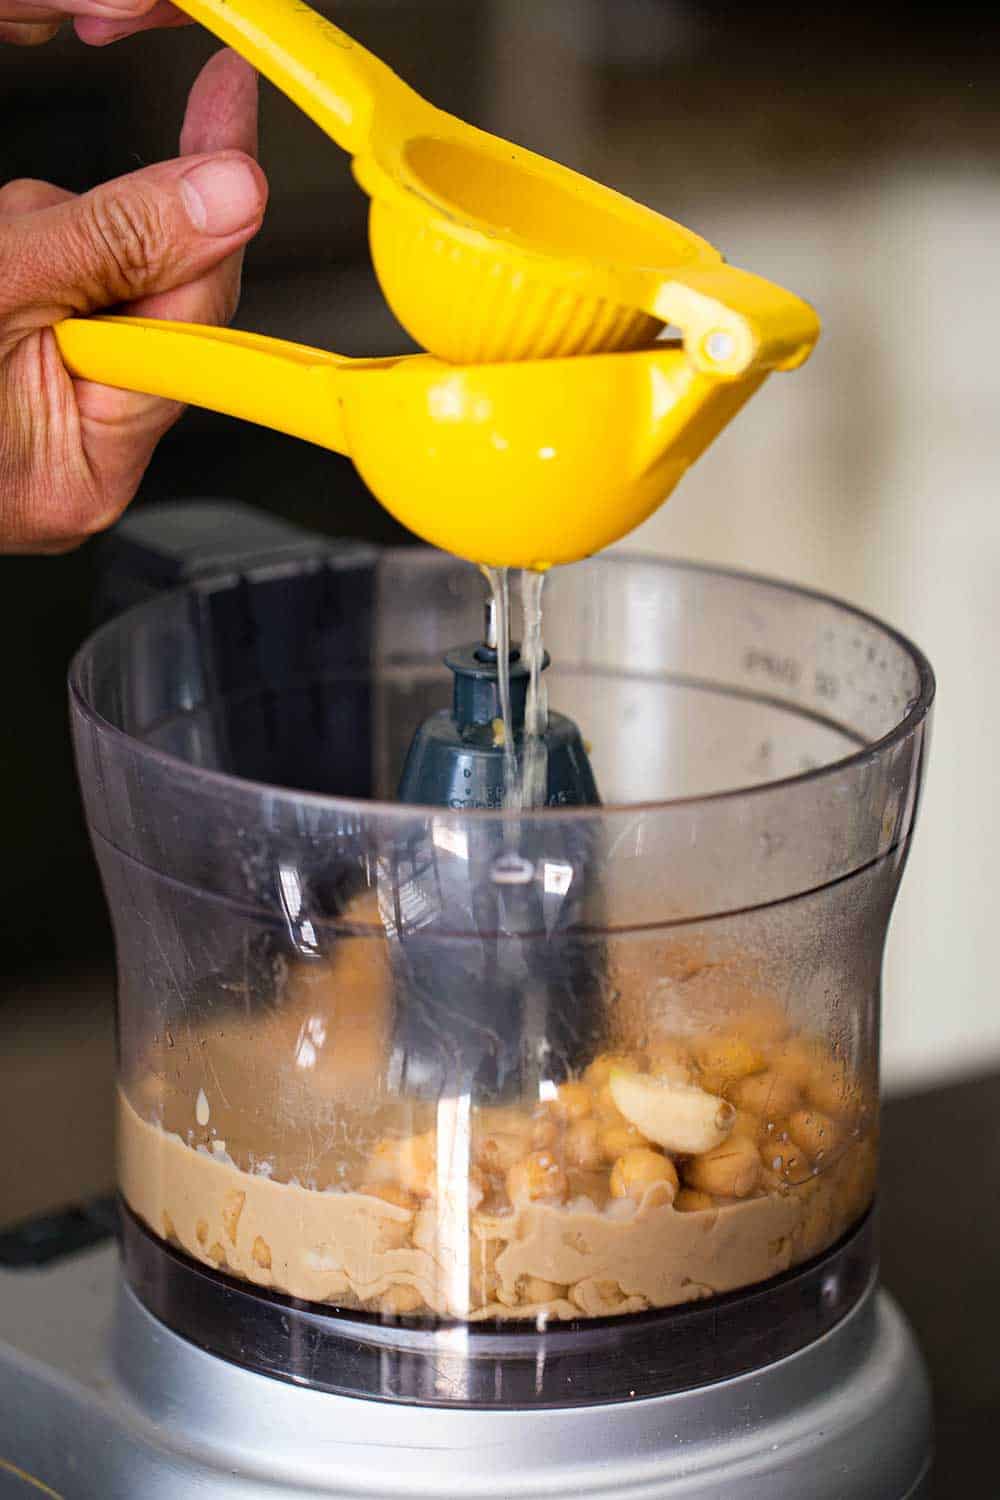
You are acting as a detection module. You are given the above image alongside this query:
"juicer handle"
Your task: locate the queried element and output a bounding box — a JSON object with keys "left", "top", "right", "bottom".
{"left": 651, "top": 264, "right": 821, "bottom": 378}
{"left": 54, "top": 316, "right": 351, "bottom": 456}
{"left": 174, "top": 0, "right": 401, "bottom": 157}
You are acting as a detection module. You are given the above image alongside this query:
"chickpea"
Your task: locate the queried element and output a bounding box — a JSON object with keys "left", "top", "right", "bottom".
{"left": 555, "top": 1081, "right": 593, "bottom": 1122}
{"left": 365, "top": 1134, "right": 431, "bottom": 1194}
{"left": 531, "top": 1115, "right": 560, "bottom": 1152}
{"left": 593, "top": 1082, "right": 626, "bottom": 1122}
{"left": 760, "top": 1132, "right": 812, "bottom": 1186}
{"left": 791, "top": 1169, "right": 824, "bottom": 1205}
{"left": 758, "top": 1164, "right": 786, "bottom": 1195}
{"left": 674, "top": 1188, "right": 714, "bottom": 1213}
{"left": 807, "top": 1060, "right": 855, "bottom": 1118}
{"left": 609, "top": 1148, "right": 679, "bottom": 1204}
{"left": 788, "top": 1109, "right": 840, "bottom": 1161}
{"left": 566, "top": 1167, "right": 611, "bottom": 1207}
{"left": 564, "top": 1117, "right": 603, "bottom": 1170}
{"left": 729, "top": 1070, "right": 801, "bottom": 1121}
{"left": 599, "top": 1121, "right": 649, "bottom": 1162}
{"left": 584, "top": 1052, "right": 636, "bottom": 1090}
{"left": 685, "top": 1137, "right": 761, "bottom": 1199}
{"left": 381, "top": 1284, "right": 424, "bottom": 1317}
{"left": 729, "top": 1107, "right": 762, "bottom": 1142}
{"left": 769, "top": 1038, "right": 822, "bottom": 1091}
{"left": 506, "top": 1151, "right": 568, "bottom": 1206}
{"left": 692, "top": 1033, "right": 764, "bottom": 1089}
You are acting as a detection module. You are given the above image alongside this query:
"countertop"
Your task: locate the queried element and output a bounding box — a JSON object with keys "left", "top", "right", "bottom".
{"left": 880, "top": 1071, "right": 999, "bottom": 1493}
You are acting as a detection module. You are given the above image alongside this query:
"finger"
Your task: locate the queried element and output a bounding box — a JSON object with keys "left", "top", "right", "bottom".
{"left": 0, "top": 19, "right": 60, "bottom": 41}
{"left": 0, "top": 320, "right": 179, "bottom": 553}
{"left": 129, "top": 50, "right": 259, "bottom": 327}
{"left": 120, "top": 233, "right": 244, "bottom": 333}
{"left": 0, "top": 147, "right": 267, "bottom": 337}
{"left": 75, "top": 1, "right": 187, "bottom": 44}
{"left": 180, "top": 47, "right": 258, "bottom": 160}
{"left": 0, "top": 178, "right": 75, "bottom": 219}
{"left": 71, "top": 54, "right": 262, "bottom": 524}
{"left": 0, "top": 44, "right": 262, "bottom": 556}
{"left": 78, "top": 53, "right": 260, "bottom": 414}
{"left": 0, "top": 324, "right": 112, "bottom": 552}
{"left": 3, "top": 1, "right": 160, "bottom": 16}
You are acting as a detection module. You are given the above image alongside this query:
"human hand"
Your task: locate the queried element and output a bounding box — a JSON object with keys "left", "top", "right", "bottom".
{"left": 0, "top": 47, "right": 267, "bottom": 552}
{"left": 0, "top": 1, "right": 188, "bottom": 49}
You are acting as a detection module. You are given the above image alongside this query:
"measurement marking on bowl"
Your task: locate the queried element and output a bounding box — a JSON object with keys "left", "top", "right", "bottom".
{"left": 491, "top": 853, "right": 535, "bottom": 885}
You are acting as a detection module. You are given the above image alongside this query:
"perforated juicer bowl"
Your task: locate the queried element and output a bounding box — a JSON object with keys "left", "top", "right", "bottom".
{"left": 69, "top": 551, "right": 932, "bottom": 1398}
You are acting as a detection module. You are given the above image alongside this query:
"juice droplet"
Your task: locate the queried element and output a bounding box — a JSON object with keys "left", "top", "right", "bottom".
{"left": 480, "top": 565, "right": 549, "bottom": 811}
{"left": 520, "top": 568, "right": 549, "bottom": 811}
{"left": 482, "top": 565, "right": 518, "bottom": 807}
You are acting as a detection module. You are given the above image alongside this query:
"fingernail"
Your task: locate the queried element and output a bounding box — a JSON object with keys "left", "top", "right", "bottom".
{"left": 181, "top": 157, "right": 263, "bottom": 236}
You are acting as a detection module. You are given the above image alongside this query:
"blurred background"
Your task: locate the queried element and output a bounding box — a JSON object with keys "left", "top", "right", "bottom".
{"left": 1, "top": 0, "right": 997, "bottom": 1223}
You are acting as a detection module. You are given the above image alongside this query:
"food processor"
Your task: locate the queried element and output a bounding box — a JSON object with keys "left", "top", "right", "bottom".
{"left": 0, "top": 501, "right": 934, "bottom": 1498}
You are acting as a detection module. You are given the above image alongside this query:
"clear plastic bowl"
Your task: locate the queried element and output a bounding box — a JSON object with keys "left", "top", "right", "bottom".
{"left": 70, "top": 550, "right": 932, "bottom": 1342}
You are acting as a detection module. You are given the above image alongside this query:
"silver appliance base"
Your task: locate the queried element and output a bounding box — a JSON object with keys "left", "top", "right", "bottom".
{"left": 0, "top": 1245, "right": 931, "bottom": 1499}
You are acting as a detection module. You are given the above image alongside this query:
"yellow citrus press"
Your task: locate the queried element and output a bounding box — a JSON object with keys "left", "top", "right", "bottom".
{"left": 54, "top": 317, "right": 766, "bottom": 570}
{"left": 55, "top": 0, "right": 821, "bottom": 568}
{"left": 164, "top": 0, "right": 818, "bottom": 375}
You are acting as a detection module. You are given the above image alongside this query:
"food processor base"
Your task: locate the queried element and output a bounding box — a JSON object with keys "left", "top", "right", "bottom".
{"left": 0, "top": 1243, "right": 931, "bottom": 1499}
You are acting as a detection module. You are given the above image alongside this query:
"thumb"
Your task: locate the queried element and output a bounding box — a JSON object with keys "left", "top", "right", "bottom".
{"left": 0, "top": 149, "right": 267, "bottom": 340}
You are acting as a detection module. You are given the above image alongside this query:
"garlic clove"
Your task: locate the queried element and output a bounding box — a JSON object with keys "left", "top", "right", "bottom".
{"left": 609, "top": 1067, "right": 735, "bottom": 1155}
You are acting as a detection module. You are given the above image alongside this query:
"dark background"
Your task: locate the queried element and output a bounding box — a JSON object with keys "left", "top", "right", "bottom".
{"left": 2, "top": 1, "right": 998, "bottom": 976}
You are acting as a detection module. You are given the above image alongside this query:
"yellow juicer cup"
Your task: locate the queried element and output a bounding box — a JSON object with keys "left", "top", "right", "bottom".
{"left": 169, "top": 0, "right": 819, "bottom": 374}
{"left": 54, "top": 318, "right": 767, "bottom": 570}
